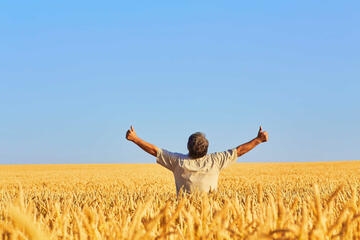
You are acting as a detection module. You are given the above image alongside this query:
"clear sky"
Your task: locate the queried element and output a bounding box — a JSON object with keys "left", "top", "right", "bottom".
{"left": 1, "top": 1, "right": 359, "bottom": 164}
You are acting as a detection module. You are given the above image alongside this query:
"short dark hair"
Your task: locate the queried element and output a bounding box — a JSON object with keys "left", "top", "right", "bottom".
{"left": 187, "top": 132, "right": 209, "bottom": 158}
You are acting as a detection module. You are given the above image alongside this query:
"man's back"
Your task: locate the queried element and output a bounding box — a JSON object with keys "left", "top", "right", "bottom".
{"left": 156, "top": 149, "right": 237, "bottom": 194}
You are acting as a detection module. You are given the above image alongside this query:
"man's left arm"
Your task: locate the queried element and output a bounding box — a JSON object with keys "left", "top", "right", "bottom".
{"left": 126, "top": 126, "right": 159, "bottom": 157}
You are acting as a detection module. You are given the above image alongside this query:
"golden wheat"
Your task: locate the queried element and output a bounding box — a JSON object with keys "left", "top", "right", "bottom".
{"left": 1, "top": 161, "right": 360, "bottom": 239}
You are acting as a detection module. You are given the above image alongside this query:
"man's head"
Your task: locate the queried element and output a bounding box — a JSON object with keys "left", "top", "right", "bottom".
{"left": 187, "top": 132, "right": 209, "bottom": 158}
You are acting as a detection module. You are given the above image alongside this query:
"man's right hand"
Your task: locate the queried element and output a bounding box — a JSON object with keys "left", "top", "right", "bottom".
{"left": 257, "top": 126, "right": 268, "bottom": 142}
{"left": 126, "top": 126, "right": 137, "bottom": 142}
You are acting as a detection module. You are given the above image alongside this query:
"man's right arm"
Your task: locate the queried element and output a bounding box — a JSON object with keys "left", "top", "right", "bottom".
{"left": 236, "top": 126, "right": 268, "bottom": 157}
{"left": 126, "top": 126, "right": 159, "bottom": 157}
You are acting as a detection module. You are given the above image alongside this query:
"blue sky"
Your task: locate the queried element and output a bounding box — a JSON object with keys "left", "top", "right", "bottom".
{"left": 1, "top": 1, "right": 359, "bottom": 164}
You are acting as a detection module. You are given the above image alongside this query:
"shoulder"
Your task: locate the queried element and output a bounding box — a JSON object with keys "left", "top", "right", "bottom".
{"left": 209, "top": 148, "right": 237, "bottom": 158}
{"left": 158, "top": 149, "right": 188, "bottom": 159}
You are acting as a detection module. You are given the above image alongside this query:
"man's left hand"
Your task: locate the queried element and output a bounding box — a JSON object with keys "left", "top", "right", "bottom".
{"left": 126, "top": 126, "right": 138, "bottom": 142}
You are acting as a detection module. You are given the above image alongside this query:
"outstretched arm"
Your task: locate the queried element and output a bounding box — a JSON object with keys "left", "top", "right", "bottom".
{"left": 126, "top": 126, "right": 159, "bottom": 157}
{"left": 236, "top": 126, "right": 268, "bottom": 157}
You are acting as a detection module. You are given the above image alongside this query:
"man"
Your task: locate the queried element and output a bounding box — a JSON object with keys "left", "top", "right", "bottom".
{"left": 126, "top": 126, "right": 268, "bottom": 194}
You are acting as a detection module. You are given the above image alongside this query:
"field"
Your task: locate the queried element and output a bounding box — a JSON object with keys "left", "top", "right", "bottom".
{"left": 1, "top": 161, "right": 360, "bottom": 239}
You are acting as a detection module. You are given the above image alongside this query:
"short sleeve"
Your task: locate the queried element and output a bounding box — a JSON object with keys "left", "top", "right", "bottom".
{"left": 156, "top": 149, "right": 179, "bottom": 171}
{"left": 212, "top": 148, "right": 238, "bottom": 170}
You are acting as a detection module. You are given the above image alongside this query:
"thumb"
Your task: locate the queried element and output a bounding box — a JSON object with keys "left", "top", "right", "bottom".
{"left": 130, "top": 125, "right": 134, "bottom": 131}
{"left": 259, "top": 126, "right": 262, "bottom": 133}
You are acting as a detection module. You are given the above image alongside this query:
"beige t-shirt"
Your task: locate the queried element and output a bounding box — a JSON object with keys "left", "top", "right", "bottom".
{"left": 156, "top": 148, "right": 237, "bottom": 194}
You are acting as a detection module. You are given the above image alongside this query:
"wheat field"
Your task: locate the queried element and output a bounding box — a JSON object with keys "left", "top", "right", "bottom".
{"left": 1, "top": 161, "right": 360, "bottom": 240}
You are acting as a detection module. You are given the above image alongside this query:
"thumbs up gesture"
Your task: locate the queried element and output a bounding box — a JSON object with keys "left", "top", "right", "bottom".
{"left": 257, "top": 126, "right": 268, "bottom": 142}
{"left": 126, "top": 126, "right": 138, "bottom": 142}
